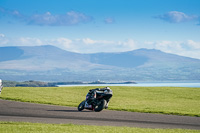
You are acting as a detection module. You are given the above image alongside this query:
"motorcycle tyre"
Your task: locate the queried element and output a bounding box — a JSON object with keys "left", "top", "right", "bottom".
{"left": 94, "top": 99, "right": 106, "bottom": 112}
{"left": 78, "top": 100, "right": 85, "bottom": 111}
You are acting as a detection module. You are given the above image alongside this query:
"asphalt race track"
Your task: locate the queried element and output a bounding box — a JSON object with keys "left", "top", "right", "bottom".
{"left": 0, "top": 99, "right": 200, "bottom": 129}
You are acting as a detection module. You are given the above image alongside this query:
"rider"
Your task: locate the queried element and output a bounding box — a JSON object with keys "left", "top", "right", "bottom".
{"left": 89, "top": 87, "right": 112, "bottom": 109}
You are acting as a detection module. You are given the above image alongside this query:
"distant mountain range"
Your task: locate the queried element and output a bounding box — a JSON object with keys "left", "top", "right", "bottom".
{"left": 0, "top": 45, "right": 200, "bottom": 82}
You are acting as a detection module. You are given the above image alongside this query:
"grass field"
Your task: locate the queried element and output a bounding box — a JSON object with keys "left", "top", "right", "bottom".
{"left": 0, "top": 86, "right": 200, "bottom": 116}
{"left": 0, "top": 122, "right": 199, "bottom": 133}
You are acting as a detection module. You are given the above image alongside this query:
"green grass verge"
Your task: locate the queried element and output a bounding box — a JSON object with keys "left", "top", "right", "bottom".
{"left": 0, "top": 122, "right": 199, "bottom": 133}
{"left": 0, "top": 86, "right": 200, "bottom": 116}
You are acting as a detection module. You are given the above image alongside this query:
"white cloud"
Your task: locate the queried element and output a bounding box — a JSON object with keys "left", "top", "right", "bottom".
{"left": 45, "top": 38, "right": 137, "bottom": 53}
{"left": 48, "top": 38, "right": 72, "bottom": 50}
{"left": 155, "top": 11, "right": 198, "bottom": 23}
{"left": 143, "top": 40, "right": 200, "bottom": 59}
{"left": 120, "top": 39, "right": 137, "bottom": 49}
{"left": 0, "top": 34, "right": 5, "bottom": 38}
{"left": 66, "top": 11, "right": 93, "bottom": 25}
{"left": 28, "top": 11, "right": 93, "bottom": 26}
{"left": 0, "top": 7, "right": 93, "bottom": 26}
{"left": 154, "top": 41, "right": 182, "bottom": 53}
{"left": 104, "top": 17, "right": 115, "bottom": 24}
{"left": 18, "top": 37, "right": 43, "bottom": 46}
{"left": 0, "top": 36, "right": 44, "bottom": 47}
{"left": 0, "top": 33, "right": 9, "bottom": 45}
{"left": 187, "top": 40, "right": 200, "bottom": 49}
{"left": 82, "top": 38, "right": 97, "bottom": 44}
{"left": 74, "top": 38, "right": 138, "bottom": 53}
{"left": 56, "top": 38, "right": 72, "bottom": 46}
{"left": 28, "top": 11, "right": 89, "bottom": 26}
{"left": 82, "top": 38, "right": 114, "bottom": 45}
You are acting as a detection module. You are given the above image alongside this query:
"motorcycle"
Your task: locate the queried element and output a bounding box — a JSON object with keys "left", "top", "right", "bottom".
{"left": 78, "top": 87, "right": 113, "bottom": 112}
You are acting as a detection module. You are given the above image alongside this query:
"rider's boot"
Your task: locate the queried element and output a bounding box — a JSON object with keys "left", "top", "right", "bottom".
{"left": 105, "top": 102, "right": 109, "bottom": 109}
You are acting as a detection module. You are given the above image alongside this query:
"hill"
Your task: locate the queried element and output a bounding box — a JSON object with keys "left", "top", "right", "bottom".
{"left": 0, "top": 45, "right": 200, "bottom": 81}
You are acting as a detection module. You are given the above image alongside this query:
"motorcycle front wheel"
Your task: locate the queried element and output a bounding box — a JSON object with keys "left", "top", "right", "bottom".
{"left": 78, "top": 100, "right": 85, "bottom": 111}
{"left": 94, "top": 99, "right": 106, "bottom": 112}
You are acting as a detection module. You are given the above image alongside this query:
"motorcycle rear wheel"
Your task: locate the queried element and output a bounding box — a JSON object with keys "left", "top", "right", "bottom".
{"left": 78, "top": 100, "right": 85, "bottom": 111}
{"left": 94, "top": 99, "right": 106, "bottom": 112}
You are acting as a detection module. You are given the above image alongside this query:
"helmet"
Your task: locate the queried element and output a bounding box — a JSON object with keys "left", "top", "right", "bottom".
{"left": 105, "top": 87, "right": 110, "bottom": 90}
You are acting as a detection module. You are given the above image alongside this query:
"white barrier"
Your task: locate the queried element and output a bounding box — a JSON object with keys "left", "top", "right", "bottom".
{"left": 0, "top": 79, "right": 2, "bottom": 94}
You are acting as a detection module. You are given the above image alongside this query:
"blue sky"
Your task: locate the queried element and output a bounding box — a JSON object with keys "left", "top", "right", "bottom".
{"left": 0, "top": 0, "right": 200, "bottom": 59}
